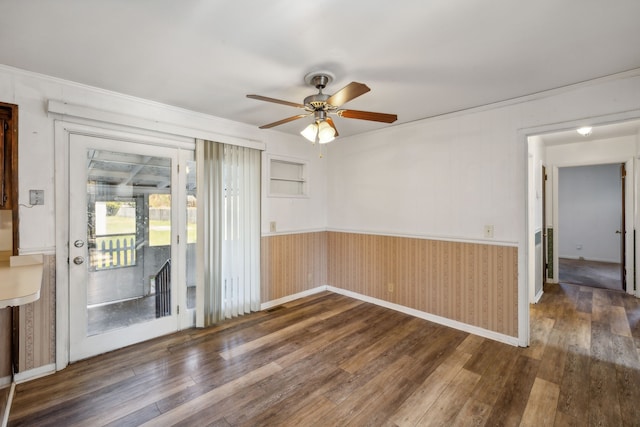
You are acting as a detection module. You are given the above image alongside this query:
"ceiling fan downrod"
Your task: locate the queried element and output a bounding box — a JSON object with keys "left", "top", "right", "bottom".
{"left": 310, "top": 73, "right": 330, "bottom": 90}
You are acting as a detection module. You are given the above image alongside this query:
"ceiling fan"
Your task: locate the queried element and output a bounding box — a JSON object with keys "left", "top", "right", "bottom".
{"left": 247, "top": 71, "right": 397, "bottom": 143}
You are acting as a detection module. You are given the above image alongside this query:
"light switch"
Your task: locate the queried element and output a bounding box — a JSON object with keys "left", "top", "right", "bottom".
{"left": 484, "top": 225, "right": 494, "bottom": 238}
{"left": 269, "top": 221, "right": 276, "bottom": 233}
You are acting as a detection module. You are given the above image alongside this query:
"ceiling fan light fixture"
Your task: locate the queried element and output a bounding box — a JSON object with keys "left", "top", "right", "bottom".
{"left": 301, "top": 123, "right": 318, "bottom": 142}
{"left": 248, "top": 72, "right": 396, "bottom": 143}
{"left": 318, "top": 133, "right": 335, "bottom": 144}
{"left": 577, "top": 126, "right": 592, "bottom": 136}
{"left": 317, "top": 120, "right": 336, "bottom": 144}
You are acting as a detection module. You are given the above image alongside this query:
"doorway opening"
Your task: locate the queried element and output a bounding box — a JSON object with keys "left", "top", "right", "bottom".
{"left": 63, "top": 130, "right": 197, "bottom": 363}
{"left": 527, "top": 116, "right": 640, "bottom": 303}
{"left": 557, "top": 163, "right": 625, "bottom": 292}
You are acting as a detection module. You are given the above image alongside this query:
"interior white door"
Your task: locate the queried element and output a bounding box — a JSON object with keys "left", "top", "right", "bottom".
{"left": 68, "top": 133, "right": 181, "bottom": 362}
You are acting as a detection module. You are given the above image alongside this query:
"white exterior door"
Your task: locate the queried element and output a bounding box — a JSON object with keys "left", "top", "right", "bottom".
{"left": 68, "top": 133, "right": 189, "bottom": 361}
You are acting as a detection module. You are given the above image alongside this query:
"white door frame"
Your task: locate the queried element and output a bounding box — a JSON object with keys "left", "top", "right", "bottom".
{"left": 177, "top": 148, "right": 197, "bottom": 327}
{"left": 55, "top": 121, "right": 195, "bottom": 369}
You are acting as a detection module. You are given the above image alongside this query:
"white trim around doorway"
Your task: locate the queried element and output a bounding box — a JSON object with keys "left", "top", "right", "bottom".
{"left": 520, "top": 108, "right": 640, "bottom": 341}
{"left": 54, "top": 120, "right": 197, "bottom": 370}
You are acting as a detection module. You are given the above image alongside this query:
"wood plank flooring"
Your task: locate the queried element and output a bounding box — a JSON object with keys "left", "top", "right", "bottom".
{"left": 559, "top": 257, "right": 623, "bottom": 291}
{"left": 8, "top": 284, "right": 640, "bottom": 426}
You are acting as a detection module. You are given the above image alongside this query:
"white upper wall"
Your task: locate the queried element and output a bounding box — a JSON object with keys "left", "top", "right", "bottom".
{"left": 326, "top": 72, "right": 640, "bottom": 245}
{"left": 327, "top": 109, "right": 519, "bottom": 242}
{"left": 260, "top": 133, "right": 327, "bottom": 234}
{"left": 528, "top": 135, "right": 545, "bottom": 232}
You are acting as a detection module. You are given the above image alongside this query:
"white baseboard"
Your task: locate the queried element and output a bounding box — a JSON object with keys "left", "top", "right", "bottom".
{"left": 260, "top": 286, "right": 328, "bottom": 310}
{"left": 533, "top": 288, "right": 544, "bottom": 304}
{"left": 326, "top": 286, "right": 520, "bottom": 347}
{"left": 13, "top": 363, "right": 56, "bottom": 384}
{"left": 0, "top": 376, "right": 10, "bottom": 388}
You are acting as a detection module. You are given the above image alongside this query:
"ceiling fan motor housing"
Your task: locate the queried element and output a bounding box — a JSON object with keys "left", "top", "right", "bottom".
{"left": 304, "top": 72, "right": 335, "bottom": 113}
{"left": 304, "top": 93, "right": 330, "bottom": 110}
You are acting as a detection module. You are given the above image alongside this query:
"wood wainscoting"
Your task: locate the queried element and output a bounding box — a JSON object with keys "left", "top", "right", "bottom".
{"left": 327, "top": 232, "right": 518, "bottom": 338}
{"left": 260, "top": 232, "right": 328, "bottom": 302}
{"left": 261, "top": 231, "right": 518, "bottom": 339}
{"left": 17, "top": 254, "right": 56, "bottom": 374}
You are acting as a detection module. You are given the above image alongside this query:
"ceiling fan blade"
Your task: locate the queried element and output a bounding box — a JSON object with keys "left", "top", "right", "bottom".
{"left": 247, "top": 94, "right": 305, "bottom": 109}
{"left": 326, "top": 82, "right": 370, "bottom": 107}
{"left": 337, "top": 109, "right": 398, "bottom": 123}
{"left": 258, "top": 114, "right": 310, "bottom": 129}
{"left": 326, "top": 117, "right": 339, "bottom": 137}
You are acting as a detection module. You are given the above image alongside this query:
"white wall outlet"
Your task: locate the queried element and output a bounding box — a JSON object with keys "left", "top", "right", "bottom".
{"left": 484, "top": 225, "right": 494, "bottom": 238}
{"left": 29, "top": 189, "right": 44, "bottom": 205}
{"left": 269, "top": 221, "right": 276, "bottom": 233}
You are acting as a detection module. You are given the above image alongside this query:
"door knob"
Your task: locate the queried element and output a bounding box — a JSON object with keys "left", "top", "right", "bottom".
{"left": 73, "top": 256, "right": 85, "bottom": 265}
{"left": 74, "top": 240, "right": 85, "bottom": 248}
{"left": 616, "top": 230, "right": 622, "bottom": 234}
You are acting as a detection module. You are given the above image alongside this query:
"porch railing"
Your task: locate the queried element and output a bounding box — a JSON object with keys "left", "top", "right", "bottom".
{"left": 92, "top": 233, "right": 136, "bottom": 270}
{"left": 155, "top": 259, "right": 171, "bottom": 318}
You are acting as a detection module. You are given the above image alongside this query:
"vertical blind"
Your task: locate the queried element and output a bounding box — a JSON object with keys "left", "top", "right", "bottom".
{"left": 196, "top": 140, "right": 261, "bottom": 327}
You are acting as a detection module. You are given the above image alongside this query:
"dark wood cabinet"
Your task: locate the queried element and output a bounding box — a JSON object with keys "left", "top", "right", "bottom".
{"left": 0, "top": 102, "right": 19, "bottom": 256}
{"left": 0, "top": 102, "right": 18, "bottom": 211}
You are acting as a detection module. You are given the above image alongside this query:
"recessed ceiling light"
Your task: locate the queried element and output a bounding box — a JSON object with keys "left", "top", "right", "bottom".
{"left": 576, "top": 126, "right": 592, "bottom": 136}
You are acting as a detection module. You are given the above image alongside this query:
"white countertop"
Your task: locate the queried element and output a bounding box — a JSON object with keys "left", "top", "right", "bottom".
{"left": 0, "top": 255, "right": 43, "bottom": 309}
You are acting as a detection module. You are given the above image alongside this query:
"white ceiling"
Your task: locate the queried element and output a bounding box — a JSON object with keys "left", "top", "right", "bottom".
{"left": 538, "top": 118, "right": 640, "bottom": 147}
{"left": 1, "top": 0, "right": 640, "bottom": 138}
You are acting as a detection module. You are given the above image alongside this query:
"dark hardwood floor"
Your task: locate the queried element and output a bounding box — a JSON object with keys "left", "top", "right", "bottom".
{"left": 8, "top": 285, "right": 640, "bottom": 426}
{"left": 559, "top": 257, "right": 623, "bottom": 292}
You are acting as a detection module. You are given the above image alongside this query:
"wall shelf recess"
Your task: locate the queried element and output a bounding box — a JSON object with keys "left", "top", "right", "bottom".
{"left": 268, "top": 156, "right": 308, "bottom": 197}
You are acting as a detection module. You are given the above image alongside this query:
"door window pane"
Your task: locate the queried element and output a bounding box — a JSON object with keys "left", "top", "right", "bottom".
{"left": 91, "top": 200, "right": 137, "bottom": 270}
{"left": 86, "top": 149, "right": 173, "bottom": 335}
{"left": 149, "top": 194, "right": 172, "bottom": 246}
{"left": 186, "top": 159, "right": 196, "bottom": 309}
